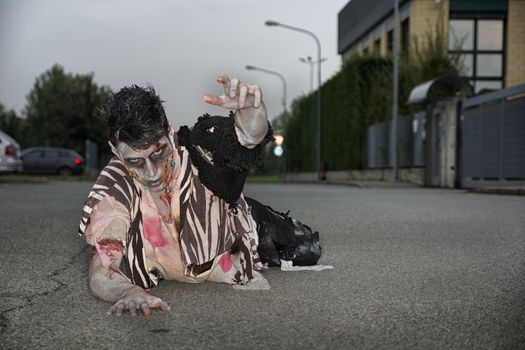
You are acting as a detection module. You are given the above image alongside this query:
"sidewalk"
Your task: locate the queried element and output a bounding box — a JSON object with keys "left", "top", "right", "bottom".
{"left": 325, "top": 179, "right": 421, "bottom": 189}
{"left": 303, "top": 178, "right": 525, "bottom": 196}
{"left": 466, "top": 186, "right": 525, "bottom": 196}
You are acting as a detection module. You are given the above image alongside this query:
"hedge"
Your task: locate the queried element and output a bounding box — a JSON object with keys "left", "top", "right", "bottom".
{"left": 285, "top": 55, "right": 395, "bottom": 172}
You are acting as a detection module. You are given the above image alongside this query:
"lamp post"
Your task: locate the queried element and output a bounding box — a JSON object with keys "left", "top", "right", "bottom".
{"left": 266, "top": 20, "right": 323, "bottom": 180}
{"left": 299, "top": 56, "right": 314, "bottom": 93}
{"left": 245, "top": 65, "right": 288, "bottom": 180}
{"left": 299, "top": 56, "right": 327, "bottom": 93}
{"left": 245, "top": 65, "right": 287, "bottom": 116}
{"left": 392, "top": 0, "right": 399, "bottom": 180}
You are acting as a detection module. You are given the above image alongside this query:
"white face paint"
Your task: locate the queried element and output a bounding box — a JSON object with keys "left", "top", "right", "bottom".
{"left": 113, "top": 136, "right": 175, "bottom": 191}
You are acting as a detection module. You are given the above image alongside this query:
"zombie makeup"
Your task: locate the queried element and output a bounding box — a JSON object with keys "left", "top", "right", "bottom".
{"left": 113, "top": 136, "right": 175, "bottom": 191}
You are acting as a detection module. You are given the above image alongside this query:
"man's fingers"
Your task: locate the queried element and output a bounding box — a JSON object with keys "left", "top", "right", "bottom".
{"left": 128, "top": 301, "right": 137, "bottom": 317}
{"left": 250, "top": 85, "right": 262, "bottom": 108}
{"left": 245, "top": 84, "right": 262, "bottom": 108}
{"left": 203, "top": 94, "right": 225, "bottom": 106}
{"left": 229, "top": 78, "right": 239, "bottom": 98}
{"left": 115, "top": 303, "right": 125, "bottom": 317}
{"left": 210, "top": 76, "right": 263, "bottom": 109}
{"left": 238, "top": 84, "right": 248, "bottom": 109}
{"left": 141, "top": 302, "right": 151, "bottom": 317}
{"left": 159, "top": 301, "right": 171, "bottom": 312}
{"left": 204, "top": 94, "right": 238, "bottom": 109}
{"left": 147, "top": 296, "right": 171, "bottom": 312}
{"left": 106, "top": 305, "right": 116, "bottom": 316}
{"left": 217, "top": 75, "right": 230, "bottom": 95}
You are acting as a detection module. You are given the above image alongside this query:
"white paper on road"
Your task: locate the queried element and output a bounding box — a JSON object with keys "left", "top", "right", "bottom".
{"left": 280, "top": 260, "right": 334, "bottom": 272}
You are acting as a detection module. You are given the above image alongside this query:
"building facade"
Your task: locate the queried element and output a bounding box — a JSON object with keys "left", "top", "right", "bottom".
{"left": 338, "top": 0, "right": 525, "bottom": 93}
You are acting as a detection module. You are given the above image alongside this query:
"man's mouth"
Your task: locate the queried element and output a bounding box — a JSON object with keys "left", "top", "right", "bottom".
{"left": 148, "top": 178, "right": 163, "bottom": 188}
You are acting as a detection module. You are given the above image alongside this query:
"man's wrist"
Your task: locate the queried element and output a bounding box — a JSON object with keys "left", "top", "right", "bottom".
{"left": 120, "top": 285, "right": 144, "bottom": 299}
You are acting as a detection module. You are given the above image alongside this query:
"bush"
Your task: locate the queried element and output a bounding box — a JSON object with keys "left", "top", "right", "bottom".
{"left": 285, "top": 55, "right": 391, "bottom": 171}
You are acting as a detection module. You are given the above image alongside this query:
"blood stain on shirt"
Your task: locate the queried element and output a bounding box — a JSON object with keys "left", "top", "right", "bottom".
{"left": 143, "top": 216, "right": 168, "bottom": 247}
{"left": 219, "top": 252, "right": 233, "bottom": 272}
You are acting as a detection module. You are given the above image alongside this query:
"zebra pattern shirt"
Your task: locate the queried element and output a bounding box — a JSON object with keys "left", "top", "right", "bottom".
{"left": 79, "top": 117, "right": 267, "bottom": 289}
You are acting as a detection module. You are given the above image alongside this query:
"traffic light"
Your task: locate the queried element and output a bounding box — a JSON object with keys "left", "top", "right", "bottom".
{"left": 273, "top": 133, "right": 284, "bottom": 157}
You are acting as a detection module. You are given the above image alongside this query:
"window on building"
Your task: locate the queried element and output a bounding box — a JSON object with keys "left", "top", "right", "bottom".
{"left": 401, "top": 18, "right": 410, "bottom": 52}
{"left": 449, "top": 18, "right": 504, "bottom": 93}
{"left": 362, "top": 38, "right": 369, "bottom": 55}
{"left": 449, "top": 20, "right": 474, "bottom": 50}
{"left": 387, "top": 30, "right": 393, "bottom": 54}
{"left": 372, "top": 27, "right": 381, "bottom": 54}
{"left": 374, "top": 38, "right": 381, "bottom": 53}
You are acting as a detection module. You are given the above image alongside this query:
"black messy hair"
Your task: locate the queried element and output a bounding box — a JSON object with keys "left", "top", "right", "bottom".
{"left": 103, "top": 85, "right": 169, "bottom": 150}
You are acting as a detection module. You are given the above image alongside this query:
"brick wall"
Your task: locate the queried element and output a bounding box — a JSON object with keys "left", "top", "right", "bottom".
{"left": 380, "top": 23, "right": 388, "bottom": 56}
{"left": 506, "top": 0, "right": 525, "bottom": 87}
{"left": 409, "top": 0, "right": 449, "bottom": 51}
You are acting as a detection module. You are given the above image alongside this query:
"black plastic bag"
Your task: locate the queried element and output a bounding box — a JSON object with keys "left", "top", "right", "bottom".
{"left": 246, "top": 197, "right": 321, "bottom": 267}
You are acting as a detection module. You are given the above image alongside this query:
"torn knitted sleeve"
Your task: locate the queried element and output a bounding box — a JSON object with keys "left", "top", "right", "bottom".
{"left": 177, "top": 112, "right": 274, "bottom": 206}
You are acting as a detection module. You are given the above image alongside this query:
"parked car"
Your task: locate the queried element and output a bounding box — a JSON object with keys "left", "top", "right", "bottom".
{"left": 21, "top": 147, "right": 84, "bottom": 175}
{"left": 0, "top": 129, "right": 22, "bottom": 173}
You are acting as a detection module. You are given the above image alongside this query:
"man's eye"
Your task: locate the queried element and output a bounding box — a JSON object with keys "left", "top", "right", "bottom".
{"left": 127, "top": 158, "right": 143, "bottom": 165}
{"left": 153, "top": 146, "right": 166, "bottom": 156}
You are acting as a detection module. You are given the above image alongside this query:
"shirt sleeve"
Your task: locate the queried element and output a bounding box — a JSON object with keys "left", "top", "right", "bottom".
{"left": 176, "top": 113, "right": 274, "bottom": 206}
{"left": 181, "top": 112, "right": 274, "bottom": 170}
{"left": 84, "top": 196, "right": 130, "bottom": 246}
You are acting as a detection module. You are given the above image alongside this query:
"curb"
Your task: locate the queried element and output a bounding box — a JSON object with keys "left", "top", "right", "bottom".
{"left": 467, "top": 188, "right": 525, "bottom": 196}
{"left": 0, "top": 175, "right": 49, "bottom": 184}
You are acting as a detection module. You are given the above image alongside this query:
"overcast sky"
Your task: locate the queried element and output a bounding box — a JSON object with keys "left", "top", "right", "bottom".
{"left": 0, "top": 0, "right": 348, "bottom": 127}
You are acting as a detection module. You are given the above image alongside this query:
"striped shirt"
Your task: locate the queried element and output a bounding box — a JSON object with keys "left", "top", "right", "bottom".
{"left": 79, "top": 120, "right": 264, "bottom": 289}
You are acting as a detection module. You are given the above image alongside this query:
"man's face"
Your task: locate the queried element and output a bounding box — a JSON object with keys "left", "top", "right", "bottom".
{"left": 114, "top": 136, "right": 174, "bottom": 192}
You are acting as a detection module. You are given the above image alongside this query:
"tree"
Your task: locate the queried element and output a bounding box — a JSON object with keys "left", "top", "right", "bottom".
{"left": 23, "top": 64, "right": 112, "bottom": 158}
{"left": 0, "top": 103, "right": 29, "bottom": 144}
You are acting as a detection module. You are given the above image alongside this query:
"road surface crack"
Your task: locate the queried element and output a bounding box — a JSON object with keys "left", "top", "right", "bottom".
{"left": 0, "top": 245, "right": 89, "bottom": 335}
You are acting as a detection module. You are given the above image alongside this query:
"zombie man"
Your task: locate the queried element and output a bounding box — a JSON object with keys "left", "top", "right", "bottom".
{"left": 79, "top": 76, "right": 273, "bottom": 316}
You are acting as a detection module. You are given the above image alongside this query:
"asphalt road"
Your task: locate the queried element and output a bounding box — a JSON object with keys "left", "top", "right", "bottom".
{"left": 0, "top": 181, "right": 524, "bottom": 349}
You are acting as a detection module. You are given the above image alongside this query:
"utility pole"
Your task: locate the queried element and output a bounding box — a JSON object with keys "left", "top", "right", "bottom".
{"left": 392, "top": 0, "right": 399, "bottom": 180}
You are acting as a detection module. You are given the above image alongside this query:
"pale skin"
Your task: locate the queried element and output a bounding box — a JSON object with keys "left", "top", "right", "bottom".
{"left": 90, "top": 75, "right": 268, "bottom": 316}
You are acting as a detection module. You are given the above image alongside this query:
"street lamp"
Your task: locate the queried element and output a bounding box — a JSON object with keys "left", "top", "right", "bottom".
{"left": 299, "top": 56, "right": 326, "bottom": 93}
{"left": 392, "top": 0, "right": 399, "bottom": 180}
{"left": 245, "top": 65, "right": 287, "bottom": 116}
{"left": 245, "top": 65, "right": 288, "bottom": 180}
{"left": 266, "top": 20, "right": 323, "bottom": 180}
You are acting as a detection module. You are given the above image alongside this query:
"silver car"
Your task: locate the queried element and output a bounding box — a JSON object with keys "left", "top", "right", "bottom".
{"left": 0, "top": 129, "right": 22, "bottom": 173}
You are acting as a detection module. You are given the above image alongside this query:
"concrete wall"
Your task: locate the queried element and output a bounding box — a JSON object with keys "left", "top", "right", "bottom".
{"left": 506, "top": 0, "right": 525, "bottom": 87}
{"left": 435, "top": 98, "right": 459, "bottom": 188}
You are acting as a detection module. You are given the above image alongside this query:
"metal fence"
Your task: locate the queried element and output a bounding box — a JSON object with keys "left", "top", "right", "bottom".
{"left": 459, "top": 83, "right": 525, "bottom": 187}
{"left": 367, "top": 114, "right": 425, "bottom": 169}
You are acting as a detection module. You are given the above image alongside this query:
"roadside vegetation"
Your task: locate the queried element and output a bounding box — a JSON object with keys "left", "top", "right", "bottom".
{"left": 0, "top": 64, "right": 111, "bottom": 165}
{"left": 282, "top": 19, "right": 462, "bottom": 172}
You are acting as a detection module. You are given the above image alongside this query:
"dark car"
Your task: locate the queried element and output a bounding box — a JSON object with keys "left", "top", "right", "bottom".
{"left": 21, "top": 147, "right": 84, "bottom": 175}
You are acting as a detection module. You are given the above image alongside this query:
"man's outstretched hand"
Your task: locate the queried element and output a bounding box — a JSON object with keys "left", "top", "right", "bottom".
{"left": 106, "top": 286, "right": 171, "bottom": 317}
{"left": 203, "top": 75, "right": 262, "bottom": 110}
